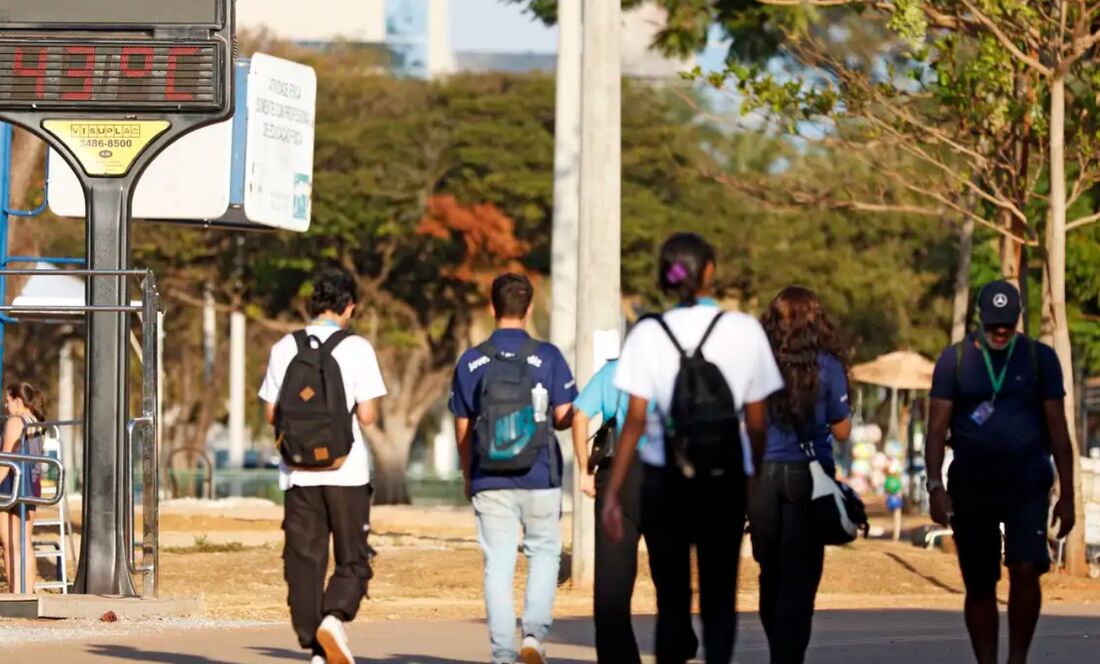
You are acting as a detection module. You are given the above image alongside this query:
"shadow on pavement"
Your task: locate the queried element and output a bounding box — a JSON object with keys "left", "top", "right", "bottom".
{"left": 883, "top": 551, "right": 966, "bottom": 597}
{"left": 84, "top": 645, "right": 235, "bottom": 664}
{"left": 251, "top": 645, "right": 594, "bottom": 664}
{"left": 382, "top": 657, "right": 591, "bottom": 664}
{"left": 541, "top": 609, "right": 1100, "bottom": 663}
{"left": 246, "top": 648, "right": 304, "bottom": 661}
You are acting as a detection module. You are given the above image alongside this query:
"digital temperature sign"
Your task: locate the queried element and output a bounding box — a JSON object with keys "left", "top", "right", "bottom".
{"left": 0, "top": 41, "right": 224, "bottom": 111}
{"left": 0, "top": 0, "right": 221, "bottom": 27}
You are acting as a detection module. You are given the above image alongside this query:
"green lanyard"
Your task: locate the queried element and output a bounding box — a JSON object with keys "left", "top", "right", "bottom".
{"left": 978, "top": 334, "right": 1017, "bottom": 402}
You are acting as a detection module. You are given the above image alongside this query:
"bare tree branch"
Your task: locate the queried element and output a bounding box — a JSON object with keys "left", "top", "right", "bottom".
{"left": 168, "top": 290, "right": 300, "bottom": 334}
{"left": 1067, "top": 211, "right": 1100, "bottom": 231}
{"left": 959, "top": 0, "right": 1052, "bottom": 76}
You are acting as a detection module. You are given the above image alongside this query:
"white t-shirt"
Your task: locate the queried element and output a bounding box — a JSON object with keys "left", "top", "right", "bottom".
{"left": 259, "top": 325, "right": 387, "bottom": 489}
{"left": 614, "top": 304, "right": 785, "bottom": 473}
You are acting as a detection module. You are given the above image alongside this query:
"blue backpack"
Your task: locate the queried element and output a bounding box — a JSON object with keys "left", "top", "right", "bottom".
{"left": 474, "top": 339, "right": 551, "bottom": 476}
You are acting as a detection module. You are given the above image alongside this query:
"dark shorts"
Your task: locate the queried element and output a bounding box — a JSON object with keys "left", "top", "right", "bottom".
{"left": 948, "top": 463, "right": 1053, "bottom": 594}
{"left": 0, "top": 473, "right": 40, "bottom": 513}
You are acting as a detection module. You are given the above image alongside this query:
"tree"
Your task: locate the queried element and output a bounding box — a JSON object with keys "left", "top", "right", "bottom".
{"left": 649, "top": 0, "right": 1100, "bottom": 574}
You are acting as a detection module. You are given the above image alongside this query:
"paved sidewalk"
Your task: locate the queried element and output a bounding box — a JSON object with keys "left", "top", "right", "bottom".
{"left": 3, "top": 605, "right": 1098, "bottom": 663}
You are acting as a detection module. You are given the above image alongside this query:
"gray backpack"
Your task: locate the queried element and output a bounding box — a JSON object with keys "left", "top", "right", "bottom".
{"left": 473, "top": 339, "right": 550, "bottom": 476}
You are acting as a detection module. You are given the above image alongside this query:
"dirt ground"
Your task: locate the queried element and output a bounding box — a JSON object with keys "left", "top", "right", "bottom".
{"left": 4, "top": 498, "right": 1098, "bottom": 622}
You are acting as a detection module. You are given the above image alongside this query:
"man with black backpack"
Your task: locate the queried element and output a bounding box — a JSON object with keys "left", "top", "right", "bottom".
{"left": 450, "top": 273, "right": 576, "bottom": 664}
{"left": 926, "top": 280, "right": 1076, "bottom": 664}
{"left": 260, "top": 268, "right": 387, "bottom": 664}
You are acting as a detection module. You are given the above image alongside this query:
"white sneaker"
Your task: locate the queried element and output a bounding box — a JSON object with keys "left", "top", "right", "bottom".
{"left": 310, "top": 656, "right": 326, "bottom": 664}
{"left": 517, "top": 636, "right": 547, "bottom": 664}
{"left": 316, "top": 615, "right": 355, "bottom": 664}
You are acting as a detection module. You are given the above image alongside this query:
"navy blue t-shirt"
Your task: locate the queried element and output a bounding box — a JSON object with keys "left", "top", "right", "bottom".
{"left": 765, "top": 353, "right": 849, "bottom": 474}
{"left": 930, "top": 334, "right": 1064, "bottom": 475}
{"left": 449, "top": 329, "right": 577, "bottom": 494}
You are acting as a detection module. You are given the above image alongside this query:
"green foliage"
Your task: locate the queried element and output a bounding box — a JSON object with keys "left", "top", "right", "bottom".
{"left": 887, "top": 0, "right": 928, "bottom": 51}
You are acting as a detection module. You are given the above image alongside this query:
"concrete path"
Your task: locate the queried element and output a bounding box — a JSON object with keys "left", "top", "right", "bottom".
{"left": 3, "top": 605, "right": 1098, "bottom": 663}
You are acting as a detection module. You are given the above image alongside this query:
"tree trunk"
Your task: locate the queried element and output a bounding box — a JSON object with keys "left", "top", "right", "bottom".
{"left": 999, "top": 208, "right": 1022, "bottom": 289}
{"left": 951, "top": 216, "right": 975, "bottom": 343}
{"left": 1040, "top": 215, "right": 1055, "bottom": 347}
{"left": 367, "top": 423, "right": 414, "bottom": 505}
{"left": 1048, "top": 73, "right": 1087, "bottom": 577}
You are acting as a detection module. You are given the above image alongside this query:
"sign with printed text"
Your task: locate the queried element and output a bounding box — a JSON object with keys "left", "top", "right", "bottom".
{"left": 47, "top": 119, "right": 232, "bottom": 219}
{"left": 244, "top": 53, "right": 317, "bottom": 232}
{"left": 43, "top": 119, "right": 169, "bottom": 176}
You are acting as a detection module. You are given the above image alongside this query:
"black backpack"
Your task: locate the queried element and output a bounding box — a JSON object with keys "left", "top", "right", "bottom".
{"left": 474, "top": 339, "right": 552, "bottom": 477}
{"left": 275, "top": 329, "right": 355, "bottom": 470}
{"left": 645, "top": 312, "right": 743, "bottom": 480}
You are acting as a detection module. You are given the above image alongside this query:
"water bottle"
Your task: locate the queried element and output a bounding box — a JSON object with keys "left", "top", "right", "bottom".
{"left": 532, "top": 383, "right": 548, "bottom": 423}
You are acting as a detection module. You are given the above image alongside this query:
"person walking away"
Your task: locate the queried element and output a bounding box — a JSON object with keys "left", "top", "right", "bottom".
{"left": 753, "top": 287, "right": 852, "bottom": 664}
{"left": 450, "top": 273, "right": 576, "bottom": 664}
{"left": 571, "top": 356, "right": 651, "bottom": 663}
{"left": 926, "top": 280, "right": 1076, "bottom": 664}
{"left": 601, "top": 233, "right": 784, "bottom": 664}
{"left": 0, "top": 383, "right": 47, "bottom": 594}
{"left": 260, "top": 269, "right": 387, "bottom": 664}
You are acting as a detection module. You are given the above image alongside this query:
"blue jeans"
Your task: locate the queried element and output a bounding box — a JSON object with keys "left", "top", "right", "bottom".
{"left": 472, "top": 488, "right": 563, "bottom": 663}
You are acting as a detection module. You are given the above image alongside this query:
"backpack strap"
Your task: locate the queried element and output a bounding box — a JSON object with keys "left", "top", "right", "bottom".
{"left": 518, "top": 338, "right": 541, "bottom": 364}
{"left": 639, "top": 313, "right": 687, "bottom": 358}
{"left": 1027, "top": 336, "right": 1039, "bottom": 382}
{"left": 476, "top": 340, "right": 499, "bottom": 360}
{"left": 320, "top": 328, "right": 353, "bottom": 356}
{"left": 695, "top": 312, "right": 725, "bottom": 359}
{"left": 953, "top": 340, "right": 966, "bottom": 397}
{"left": 293, "top": 329, "right": 313, "bottom": 355}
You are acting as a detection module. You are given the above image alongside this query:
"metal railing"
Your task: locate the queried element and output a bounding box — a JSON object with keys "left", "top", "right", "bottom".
{"left": 0, "top": 460, "right": 19, "bottom": 510}
{"left": 0, "top": 267, "right": 164, "bottom": 598}
{"left": 0, "top": 450, "right": 64, "bottom": 594}
{"left": 167, "top": 447, "right": 216, "bottom": 500}
{"left": 129, "top": 270, "right": 162, "bottom": 597}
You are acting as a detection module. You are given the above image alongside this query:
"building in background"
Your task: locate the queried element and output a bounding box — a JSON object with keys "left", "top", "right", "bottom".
{"left": 237, "top": 0, "right": 387, "bottom": 44}
{"left": 237, "top": 0, "right": 690, "bottom": 79}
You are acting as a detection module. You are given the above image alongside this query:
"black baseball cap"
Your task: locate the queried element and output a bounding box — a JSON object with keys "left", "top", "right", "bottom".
{"left": 978, "top": 280, "right": 1022, "bottom": 327}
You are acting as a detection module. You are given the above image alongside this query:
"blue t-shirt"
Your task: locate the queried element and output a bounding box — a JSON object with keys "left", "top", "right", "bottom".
{"left": 449, "top": 329, "right": 578, "bottom": 494}
{"left": 929, "top": 334, "right": 1064, "bottom": 476}
{"left": 573, "top": 359, "right": 648, "bottom": 448}
{"left": 765, "top": 353, "right": 849, "bottom": 474}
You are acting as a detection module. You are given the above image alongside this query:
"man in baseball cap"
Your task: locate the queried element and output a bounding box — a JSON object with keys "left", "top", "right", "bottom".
{"left": 977, "top": 280, "right": 1023, "bottom": 348}
{"left": 923, "top": 279, "right": 1077, "bottom": 663}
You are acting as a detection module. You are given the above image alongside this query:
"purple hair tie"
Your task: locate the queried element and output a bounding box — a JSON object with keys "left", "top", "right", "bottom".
{"left": 666, "top": 262, "right": 689, "bottom": 285}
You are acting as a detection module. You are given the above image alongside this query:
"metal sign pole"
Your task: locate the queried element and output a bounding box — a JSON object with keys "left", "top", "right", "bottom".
{"left": 0, "top": 0, "right": 235, "bottom": 597}
{"left": 74, "top": 178, "right": 135, "bottom": 594}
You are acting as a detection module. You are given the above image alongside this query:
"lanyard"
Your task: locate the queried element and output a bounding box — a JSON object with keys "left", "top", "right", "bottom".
{"left": 978, "top": 334, "right": 1017, "bottom": 401}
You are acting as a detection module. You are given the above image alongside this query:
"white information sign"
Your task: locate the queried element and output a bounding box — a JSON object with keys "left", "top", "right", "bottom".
{"left": 48, "top": 120, "right": 233, "bottom": 220}
{"left": 244, "top": 53, "right": 317, "bottom": 232}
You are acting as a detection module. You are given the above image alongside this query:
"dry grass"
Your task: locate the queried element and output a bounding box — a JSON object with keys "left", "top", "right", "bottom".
{"left": 155, "top": 513, "right": 1100, "bottom": 623}
{"left": 16, "top": 502, "right": 1099, "bottom": 617}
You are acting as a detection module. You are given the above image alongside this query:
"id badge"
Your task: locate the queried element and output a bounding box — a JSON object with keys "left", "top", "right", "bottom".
{"left": 970, "top": 400, "right": 995, "bottom": 426}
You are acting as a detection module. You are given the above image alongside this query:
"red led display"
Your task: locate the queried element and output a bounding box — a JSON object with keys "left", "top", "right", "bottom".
{"left": 0, "top": 40, "right": 223, "bottom": 111}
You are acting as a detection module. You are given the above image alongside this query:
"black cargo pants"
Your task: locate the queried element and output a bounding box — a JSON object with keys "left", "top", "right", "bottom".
{"left": 283, "top": 483, "right": 373, "bottom": 652}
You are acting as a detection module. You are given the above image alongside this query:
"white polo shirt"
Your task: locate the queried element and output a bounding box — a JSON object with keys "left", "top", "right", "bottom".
{"left": 259, "top": 325, "right": 387, "bottom": 489}
{"left": 614, "top": 303, "right": 784, "bottom": 473}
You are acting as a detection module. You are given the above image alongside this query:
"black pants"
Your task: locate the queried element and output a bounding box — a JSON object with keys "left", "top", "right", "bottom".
{"left": 749, "top": 461, "right": 824, "bottom": 664}
{"left": 642, "top": 464, "right": 747, "bottom": 664}
{"left": 594, "top": 458, "right": 643, "bottom": 664}
{"left": 283, "top": 484, "right": 373, "bottom": 652}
